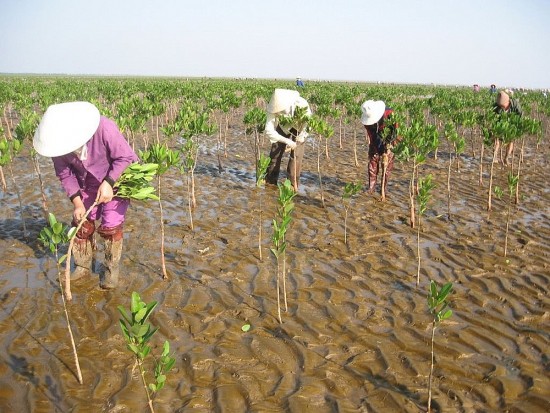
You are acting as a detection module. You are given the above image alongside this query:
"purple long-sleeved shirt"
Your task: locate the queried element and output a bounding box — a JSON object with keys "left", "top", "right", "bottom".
{"left": 52, "top": 116, "right": 138, "bottom": 199}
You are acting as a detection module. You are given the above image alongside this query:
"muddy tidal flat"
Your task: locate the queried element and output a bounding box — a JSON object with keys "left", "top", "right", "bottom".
{"left": 0, "top": 116, "right": 549, "bottom": 413}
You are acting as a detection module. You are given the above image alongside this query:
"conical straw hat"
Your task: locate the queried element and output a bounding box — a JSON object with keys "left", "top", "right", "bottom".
{"left": 267, "top": 89, "right": 301, "bottom": 114}
{"left": 33, "top": 101, "right": 100, "bottom": 157}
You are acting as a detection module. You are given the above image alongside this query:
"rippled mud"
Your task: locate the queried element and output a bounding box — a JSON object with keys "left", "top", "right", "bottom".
{"left": 0, "top": 119, "right": 549, "bottom": 412}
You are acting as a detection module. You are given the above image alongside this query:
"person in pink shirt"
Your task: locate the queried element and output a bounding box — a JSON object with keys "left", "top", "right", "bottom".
{"left": 34, "top": 101, "right": 138, "bottom": 289}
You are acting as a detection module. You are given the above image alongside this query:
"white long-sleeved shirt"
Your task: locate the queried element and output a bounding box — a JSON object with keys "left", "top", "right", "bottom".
{"left": 265, "top": 103, "right": 312, "bottom": 145}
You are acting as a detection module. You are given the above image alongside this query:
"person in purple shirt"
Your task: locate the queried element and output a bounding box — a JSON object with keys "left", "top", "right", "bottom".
{"left": 33, "top": 101, "right": 138, "bottom": 289}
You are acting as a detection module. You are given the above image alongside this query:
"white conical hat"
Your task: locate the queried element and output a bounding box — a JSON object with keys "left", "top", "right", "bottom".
{"left": 361, "top": 100, "right": 386, "bottom": 125}
{"left": 266, "top": 89, "right": 301, "bottom": 114}
{"left": 33, "top": 101, "right": 100, "bottom": 157}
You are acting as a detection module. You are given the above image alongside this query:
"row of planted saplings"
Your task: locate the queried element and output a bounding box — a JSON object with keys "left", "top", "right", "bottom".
{"left": 38, "top": 155, "right": 453, "bottom": 412}
{"left": 5, "top": 95, "right": 542, "bottom": 309}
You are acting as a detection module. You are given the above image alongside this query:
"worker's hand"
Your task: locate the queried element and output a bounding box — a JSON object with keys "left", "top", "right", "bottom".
{"left": 287, "top": 141, "right": 297, "bottom": 150}
{"left": 73, "top": 204, "right": 86, "bottom": 223}
{"left": 96, "top": 180, "right": 114, "bottom": 204}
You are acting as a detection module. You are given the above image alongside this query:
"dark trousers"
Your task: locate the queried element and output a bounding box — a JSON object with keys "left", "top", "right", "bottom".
{"left": 266, "top": 141, "right": 305, "bottom": 189}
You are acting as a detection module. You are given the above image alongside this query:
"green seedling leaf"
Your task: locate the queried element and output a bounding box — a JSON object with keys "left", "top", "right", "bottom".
{"left": 135, "top": 307, "right": 148, "bottom": 323}
{"left": 130, "top": 291, "right": 141, "bottom": 313}
{"left": 67, "top": 227, "right": 77, "bottom": 240}
{"left": 162, "top": 341, "right": 170, "bottom": 357}
{"left": 128, "top": 343, "right": 140, "bottom": 355}
{"left": 164, "top": 358, "right": 175, "bottom": 372}
{"left": 441, "top": 309, "right": 453, "bottom": 320}
{"left": 52, "top": 222, "right": 63, "bottom": 235}
{"left": 143, "top": 326, "right": 159, "bottom": 342}
{"left": 48, "top": 213, "right": 57, "bottom": 228}
{"left": 118, "top": 306, "right": 132, "bottom": 324}
{"left": 241, "top": 323, "right": 251, "bottom": 332}
{"left": 439, "top": 282, "right": 453, "bottom": 298}
{"left": 142, "top": 301, "right": 159, "bottom": 323}
{"left": 58, "top": 254, "right": 67, "bottom": 264}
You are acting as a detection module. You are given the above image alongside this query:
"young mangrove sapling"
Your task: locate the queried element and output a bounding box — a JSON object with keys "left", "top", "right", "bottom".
{"left": 118, "top": 291, "right": 175, "bottom": 413}
{"left": 270, "top": 179, "right": 296, "bottom": 323}
{"left": 38, "top": 213, "right": 82, "bottom": 384}
{"left": 342, "top": 182, "right": 362, "bottom": 245}
{"left": 256, "top": 153, "right": 271, "bottom": 260}
{"left": 416, "top": 174, "right": 435, "bottom": 287}
{"left": 426, "top": 280, "right": 453, "bottom": 413}
{"left": 139, "top": 145, "right": 180, "bottom": 279}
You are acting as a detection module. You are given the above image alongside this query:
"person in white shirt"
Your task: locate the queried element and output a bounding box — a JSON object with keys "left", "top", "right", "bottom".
{"left": 264, "top": 89, "right": 311, "bottom": 191}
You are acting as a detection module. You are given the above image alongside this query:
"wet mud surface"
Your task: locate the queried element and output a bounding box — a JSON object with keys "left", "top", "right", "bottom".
{"left": 0, "top": 118, "right": 549, "bottom": 412}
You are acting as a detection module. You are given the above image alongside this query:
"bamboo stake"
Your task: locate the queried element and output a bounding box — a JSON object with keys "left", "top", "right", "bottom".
{"left": 55, "top": 249, "right": 84, "bottom": 384}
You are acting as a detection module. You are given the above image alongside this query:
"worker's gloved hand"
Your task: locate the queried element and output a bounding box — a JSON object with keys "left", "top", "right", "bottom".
{"left": 287, "top": 141, "right": 297, "bottom": 150}
{"left": 97, "top": 180, "right": 114, "bottom": 204}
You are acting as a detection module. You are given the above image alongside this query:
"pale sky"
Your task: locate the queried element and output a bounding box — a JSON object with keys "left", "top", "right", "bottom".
{"left": 1, "top": 0, "right": 549, "bottom": 89}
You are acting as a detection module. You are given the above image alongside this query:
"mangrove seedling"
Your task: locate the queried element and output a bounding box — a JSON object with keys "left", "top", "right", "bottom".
{"left": 309, "top": 116, "right": 334, "bottom": 207}
{"left": 244, "top": 107, "right": 267, "bottom": 181}
{"left": 270, "top": 179, "right": 296, "bottom": 323}
{"left": 427, "top": 280, "right": 453, "bottom": 413}
{"left": 118, "top": 291, "right": 175, "bottom": 413}
{"left": 416, "top": 174, "right": 435, "bottom": 287}
{"left": 178, "top": 105, "right": 216, "bottom": 229}
{"left": 0, "top": 133, "right": 28, "bottom": 237}
{"left": 139, "top": 145, "right": 180, "bottom": 278}
{"left": 14, "top": 111, "right": 48, "bottom": 218}
{"left": 504, "top": 172, "right": 519, "bottom": 257}
{"left": 0, "top": 127, "right": 6, "bottom": 191}
{"left": 513, "top": 117, "right": 542, "bottom": 205}
{"left": 504, "top": 174, "right": 518, "bottom": 258}
{"left": 256, "top": 153, "right": 271, "bottom": 260}
{"left": 394, "top": 117, "right": 439, "bottom": 228}
{"left": 342, "top": 182, "right": 362, "bottom": 245}
{"left": 443, "top": 121, "right": 465, "bottom": 221}
{"left": 38, "top": 213, "right": 82, "bottom": 384}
